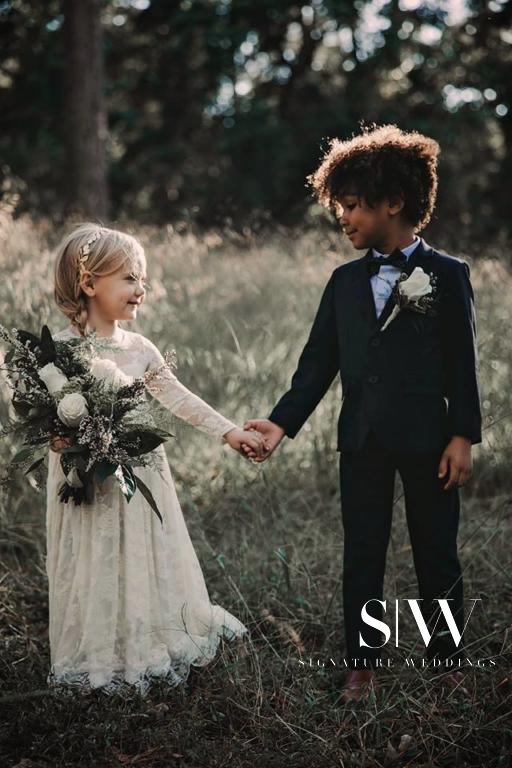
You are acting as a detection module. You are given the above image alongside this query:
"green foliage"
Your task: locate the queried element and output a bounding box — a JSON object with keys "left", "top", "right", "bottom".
{"left": 1, "top": 0, "right": 511, "bottom": 241}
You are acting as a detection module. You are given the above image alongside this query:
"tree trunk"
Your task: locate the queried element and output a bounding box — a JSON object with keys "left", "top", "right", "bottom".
{"left": 63, "top": 0, "right": 109, "bottom": 219}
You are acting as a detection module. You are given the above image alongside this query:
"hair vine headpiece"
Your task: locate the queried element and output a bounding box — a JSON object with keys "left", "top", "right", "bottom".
{"left": 78, "top": 230, "right": 103, "bottom": 268}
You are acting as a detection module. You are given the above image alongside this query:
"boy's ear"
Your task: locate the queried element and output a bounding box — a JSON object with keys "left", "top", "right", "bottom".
{"left": 387, "top": 196, "right": 405, "bottom": 217}
{"left": 79, "top": 271, "right": 96, "bottom": 297}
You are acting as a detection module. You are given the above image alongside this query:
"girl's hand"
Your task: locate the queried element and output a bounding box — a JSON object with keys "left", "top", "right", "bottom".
{"left": 50, "top": 436, "right": 74, "bottom": 453}
{"left": 223, "top": 427, "right": 267, "bottom": 459}
{"left": 242, "top": 419, "right": 285, "bottom": 462}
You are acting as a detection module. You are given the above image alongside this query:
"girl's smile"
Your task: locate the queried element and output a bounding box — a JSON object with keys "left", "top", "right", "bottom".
{"left": 79, "top": 256, "right": 147, "bottom": 334}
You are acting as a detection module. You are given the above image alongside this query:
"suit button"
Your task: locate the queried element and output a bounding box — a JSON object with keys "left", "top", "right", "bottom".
{"left": 370, "top": 338, "right": 381, "bottom": 347}
{"left": 368, "top": 375, "right": 379, "bottom": 384}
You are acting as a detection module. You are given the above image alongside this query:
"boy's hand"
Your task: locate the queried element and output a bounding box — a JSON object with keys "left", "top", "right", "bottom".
{"left": 438, "top": 436, "right": 473, "bottom": 490}
{"left": 223, "top": 427, "right": 267, "bottom": 459}
{"left": 242, "top": 419, "right": 285, "bottom": 462}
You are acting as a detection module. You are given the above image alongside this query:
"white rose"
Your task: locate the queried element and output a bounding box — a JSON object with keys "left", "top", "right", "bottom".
{"left": 39, "top": 362, "right": 69, "bottom": 395}
{"left": 400, "top": 267, "right": 432, "bottom": 301}
{"left": 57, "top": 392, "right": 89, "bottom": 427}
{"left": 90, "top": 358, "right": 133, "bottom": 388}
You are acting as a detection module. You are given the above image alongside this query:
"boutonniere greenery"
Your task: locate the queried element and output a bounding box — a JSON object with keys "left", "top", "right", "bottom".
{"left": 381, "top": 267, "right": 438, "bottom": 331}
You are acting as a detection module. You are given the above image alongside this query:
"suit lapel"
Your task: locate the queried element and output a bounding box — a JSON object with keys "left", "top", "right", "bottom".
{"left": 350, "top": 250, "right": 379, "bottom": 331}
{"left": 403, "top": 236, "right": 432, "bottom": 274}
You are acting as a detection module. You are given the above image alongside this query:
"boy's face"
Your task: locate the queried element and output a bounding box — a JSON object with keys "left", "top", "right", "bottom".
{"left": 334, "top": 193, "right": 405, "bottom": 251}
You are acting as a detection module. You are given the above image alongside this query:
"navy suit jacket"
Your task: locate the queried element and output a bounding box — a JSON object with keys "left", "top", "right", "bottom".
{"left": 268, "top": 237, "right": 482, "bottom": 453}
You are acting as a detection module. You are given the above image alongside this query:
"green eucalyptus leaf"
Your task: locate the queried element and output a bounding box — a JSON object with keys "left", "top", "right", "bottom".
{"left": 11, "top": 446, "right": 35, "bottom": 464}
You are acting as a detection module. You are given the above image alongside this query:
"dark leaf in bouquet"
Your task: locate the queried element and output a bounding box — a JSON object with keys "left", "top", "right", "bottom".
{"left": 60, "top": 451, "right": 88, "bottom": 477}
{"left": 95, "top": 460, "right": 118, "bottom": 484}
{"left": 117, "top": 464, "right": 137, "bottom": 502}
{"left": 134, "top": 474, "right": 163, "bottom": 526}
{"left": 84, "top": 479, "right": 95, "bottom": 504}
{"left": 58, "top": 481, "right": 86, "bottom": 506}
{"left": 25, "top": 406, "right": 55, "bottom": 425}
{"left": 39, "top": 325, "right": 57, "bottom": 364}
{"left": 24, "top": 455, "right": 46, "bottom": 476}
{"left": 4, "top": 346, "right": 15, "bottom": 366}
{"left": 12, "top": 398, "right": 33, "bottom": 417}
{"left": 117, "top": 380, "right": 145, "bottom": 398}
{"left": 61, "top": 443, "right": 87, "bottom": 454}
{"left": 58, "top": 481, "right": 75, "bottom": 504}
{"left": 121, "top": 429, "right": 173, "bottom": 457}
{"left": 31, "top": 433, "right": 57, "bottom": 445}
{"left": 11, "top": 446, "right": 35, "bottom": 464}
{"left": 16, "top": 330, "right": 43, "bottom": 355}
{"left": 113, "top": 398, "right": 136, "bottom": 419}
{"left": 59, "top": 453, "right": 74, "bottom": 477}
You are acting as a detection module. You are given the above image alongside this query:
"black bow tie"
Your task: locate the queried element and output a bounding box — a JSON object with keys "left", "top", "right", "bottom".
{"left": 367, "top": 248, "right": 408, "bottom": 277}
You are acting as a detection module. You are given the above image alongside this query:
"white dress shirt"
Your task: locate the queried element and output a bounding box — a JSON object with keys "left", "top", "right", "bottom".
{"left": 371, "top": 236, "right": 421, "bottom": 317}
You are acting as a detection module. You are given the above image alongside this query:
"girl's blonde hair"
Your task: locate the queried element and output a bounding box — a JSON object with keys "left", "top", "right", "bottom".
{"left": 54, "top": 223, "right": 145, "bottom": 337}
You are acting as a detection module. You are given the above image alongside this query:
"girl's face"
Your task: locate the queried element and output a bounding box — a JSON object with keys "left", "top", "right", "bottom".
{"left": 81, "top": 256, "right": 147, "bottom": 323}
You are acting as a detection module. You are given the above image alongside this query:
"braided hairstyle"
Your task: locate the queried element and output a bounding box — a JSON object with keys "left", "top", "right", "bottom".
{"left": 54, "top": 223, "right": 145, "bottom": 337}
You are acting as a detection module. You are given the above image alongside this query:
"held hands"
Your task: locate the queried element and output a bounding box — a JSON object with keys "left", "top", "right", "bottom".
{"left": 438, "top": 436, "right": 473, "bottom": 490}
{"left": 240, "top": 419, "right": 286, "bottom": 462}
{"left": 223, "top": 427, "right": 268, "bottom": 460}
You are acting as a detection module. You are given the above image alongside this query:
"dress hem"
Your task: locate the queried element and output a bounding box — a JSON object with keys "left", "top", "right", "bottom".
{"left": 47, "top": 622, "right": 249, "bottom": 698}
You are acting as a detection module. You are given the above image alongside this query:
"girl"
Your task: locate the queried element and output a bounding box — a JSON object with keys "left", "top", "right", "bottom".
{"left": 46, "top": 223, "right": 264, "bottom": 697}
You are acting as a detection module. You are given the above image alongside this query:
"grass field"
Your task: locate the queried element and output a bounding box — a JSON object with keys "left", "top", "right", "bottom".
{"left": 0, "top": 211, "right": 511, "bottom": 767}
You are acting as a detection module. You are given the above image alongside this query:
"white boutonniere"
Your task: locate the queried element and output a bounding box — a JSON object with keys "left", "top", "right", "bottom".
{"left": 381, "top": 267, "right": 438, "bottom": 331}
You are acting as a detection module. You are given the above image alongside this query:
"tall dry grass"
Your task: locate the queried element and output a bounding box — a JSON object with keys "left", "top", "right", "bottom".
{"left": 0, "top": 209, "right": 511, "bottom": 767}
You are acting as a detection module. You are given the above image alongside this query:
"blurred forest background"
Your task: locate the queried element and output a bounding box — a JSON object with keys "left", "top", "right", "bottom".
{"left": 1, "top": 0, "right": 511, "bottom": 248}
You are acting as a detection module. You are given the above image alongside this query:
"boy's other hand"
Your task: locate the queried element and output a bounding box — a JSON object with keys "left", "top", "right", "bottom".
{"left": 438, "top": 436, "right": 473, "bottom": 490}
{"left": 242, "top": 419, "right": 285, "bottom": 462}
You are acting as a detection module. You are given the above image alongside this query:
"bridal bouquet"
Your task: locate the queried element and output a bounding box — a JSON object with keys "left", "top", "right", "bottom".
{"left": 0, "top": 325, "right": 174, "bottom": 524}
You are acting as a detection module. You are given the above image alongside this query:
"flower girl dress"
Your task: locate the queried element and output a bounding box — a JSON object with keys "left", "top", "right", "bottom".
{"left": 45, "top": 326, "right": 248, "bottom": 696}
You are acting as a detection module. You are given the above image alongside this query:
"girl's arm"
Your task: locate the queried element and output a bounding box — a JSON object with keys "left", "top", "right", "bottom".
{"left": 142, "top": 337, "right": 265, "bottom": 455}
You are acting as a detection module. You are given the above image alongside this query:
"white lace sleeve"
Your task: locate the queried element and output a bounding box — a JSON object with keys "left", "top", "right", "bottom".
{"left": 141, "top": 337, "right": 238, "bottom": 442}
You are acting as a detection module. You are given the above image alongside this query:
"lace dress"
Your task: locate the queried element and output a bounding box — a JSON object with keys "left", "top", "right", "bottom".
{"left": 45, "top": 326, "right": 248, "bottom": 697}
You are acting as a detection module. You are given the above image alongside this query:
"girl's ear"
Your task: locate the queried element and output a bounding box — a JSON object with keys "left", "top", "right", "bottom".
{"left": 79, "top": 271, "right": 96, "bottom": 297}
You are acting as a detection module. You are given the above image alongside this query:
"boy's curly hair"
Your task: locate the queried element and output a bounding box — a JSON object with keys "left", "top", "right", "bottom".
{"left": 307, "top": 124, "right": 440, "bottom": 231}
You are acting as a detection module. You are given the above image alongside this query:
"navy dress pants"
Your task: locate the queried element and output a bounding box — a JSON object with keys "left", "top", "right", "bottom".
{"left": 339, "top": 429, "right": 465, "bottom": 669}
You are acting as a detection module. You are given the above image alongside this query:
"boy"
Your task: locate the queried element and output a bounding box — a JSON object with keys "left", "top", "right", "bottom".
{"left": 245, "top": 124, "right": 482, "bottom": 703}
